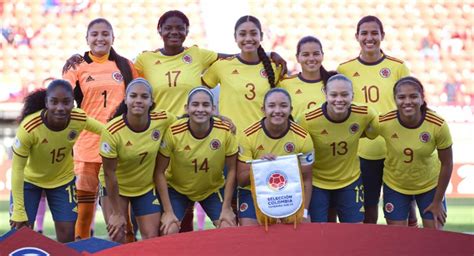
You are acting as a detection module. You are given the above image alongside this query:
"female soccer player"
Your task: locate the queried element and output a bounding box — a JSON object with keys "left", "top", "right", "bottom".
{"left": 62, "top": 18, "right": 138, "bottom": 240}
{"left": 279, "top": 36, "right": 336, "bottom": 119}
{"left": 237, "top": 88, "right": 314, "bottom": 226}
{"left": 202, "top": 15, "right": 283, "bottom": 135}
{"left": 299, "top": 74, "right": 377, "bottom": 223}
{"left": 378, "top": 77, "right": 452, "bottom": 229}
{"left": 10, "top": 79, "right": 103, "bottom": 243}
{"left": 155, "top": 87, "right": 238, "bottom": 234}
{"left": 337, "top": 16, "right": 412, "bottom": 224}
{"left": 99, "top": 78, "right": 175, "bottom": 242}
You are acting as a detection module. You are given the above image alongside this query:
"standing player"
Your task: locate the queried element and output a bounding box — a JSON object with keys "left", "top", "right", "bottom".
{"left": 10, "top": 79, "right": 102, "bottom": 243}
{"left": 63, "top": 18, "right": 137, "bottom": 240}
{"left": 337, "top": 16, "right": 413, "bottom": 224}
{"left": 99, "top": 78, "right": 175, "bottom": 242}
{"left": 155, "top": 87, "right": 238, "bottom": 234}
{"left": 202, "top": 15, "right": 282, "bottom": 135}
{"left": 378, "top": 77, "right": 452, "bottom": 229}
{"left": 299, "top": 74, "right": 377, "bottom": 223}
{"left": 279, "top": 36, "right": 336, "bottom": 120}
{"left": 237, "top": 88, "right": 314, "bottom": 226}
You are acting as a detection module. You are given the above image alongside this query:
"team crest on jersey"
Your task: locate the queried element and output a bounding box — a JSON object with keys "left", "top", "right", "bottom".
{"left": 182, "top": 54, "right": 192, "bottom": 64}
{"left": 379, "top": 68, "right": 391, "bottom": 78}
{"left": 112, "top": 71, "right": 123, "bottom": 83}
{"left": 349, "top": 123, "right": 360, "bottom": 134}
{"left": 419, "top": 132, "right": 431, "bottom": 143}
{"left": 68, "top": 130, "right": 78, "bottom": 140}
{"left": 210, "top": 139, "right": 221, "bottom": 150}
{"left": 151, "top": 129, "right": 161, "bottom": 141}
{"left": 260, "top": 68, "right": 268, "bottom": 78}
{"left": 284, "top": 142, "right": 295, "bottom": 153}
{"left": 267, "top": 171, "right": 288, "bottom": 191}
{"left": 240, "top": 202, "right": 248, "bottom": 212}
{"left": 384, "top": 202, "right": 394, "bottom": 213}
{"left": 101, "top": 142, "right": 112, "bottom": 154}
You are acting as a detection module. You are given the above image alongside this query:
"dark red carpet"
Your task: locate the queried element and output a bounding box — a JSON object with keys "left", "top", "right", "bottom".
{"left": 94, "top": 223, "right": 473, "bottom": 256}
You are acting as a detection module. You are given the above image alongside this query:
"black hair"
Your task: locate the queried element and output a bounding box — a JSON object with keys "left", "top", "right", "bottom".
{"left": 296, "top": 36, "right": 337, "bottom": 87}
{"left": 263, "top": 88, "right": 294, "bottom": 121}
{"left": 356, "top": 15, "right": 385, "bottom": 35}
{"left": 157, "top": 10, "right": 190, "bottom": 31}
{"left": 393, "top": 76, "right": 428, "bottom": 112}
{"left": 234, "top": 15, "right": 276, "bottom": 88}
{"left": 19, "top": 79, "right": 73, "bottom": 122}
{"left": 110, "top": 79, "right": 156, "bottom": 120}
{"left": 86, "top": 18, "right": 134, "bottom": 88}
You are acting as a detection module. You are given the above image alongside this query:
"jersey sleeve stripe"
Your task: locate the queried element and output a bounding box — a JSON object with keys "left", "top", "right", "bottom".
{"left": 290, "top": 127, "right": 307, "bottom": 138}
{"left": 107, "top": 120, "right": 125, "bottom": 132}
{"left": 110, "top": 123, "right": 126, "bottom": 134}
{"left": 306, "top": 112, "right": 324, "bottom": 121}
{"left": 339, "top": 57, "right": 358, "bottom": 66}
{"left": 26, "top": 121, "right": 43, "bottom": 133}
{"left": 305, "top": 108, "right": 323, "bottom": 117}
{"left": 213, "top": 124, "right": 230, "bottom": 131}
{"left": 386, "top": 56, "right": 404, "bottom": 64}
{"left": 289, "top": 122, "right": 307, "bottom": 135}
{"left": 425, "top": 117, "right": 443, "bottom": 126}
{"left": 151, "top": 116, "right": 168, "bottom": 120}
{"left": 379, "top": 115, "right": 397, "bottom": 123}
{"left": 71, "top": 117, "right": 87, "bottom": 122}
{"left": 171, "top": 126, "right": 188, "bottom": 135}
{"left": 244, "top": 126, "right": 262, "bottom": 137}
{"left": 170, "top": 123, "right": 188, "bottom": 132}
{"left": 426, "top": 112, "right": 444, "bottom": 123}
{"left": 351, "top": 109, "right": 369, "bottom": 114}
{"left": 380, "top": 110, "right": 397, "bottom": 118}
{"left": 243, "top": 121, "right": 261, "bottom": 134}
{"left": 24, "top": 116, "right": 42, "bottom": 130}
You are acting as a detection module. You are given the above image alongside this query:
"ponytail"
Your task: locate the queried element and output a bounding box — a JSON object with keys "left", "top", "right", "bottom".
{"left": 18, "top": 89, "right": 47, "bottom": 123}
{"left": 109, "top": 47, "right": 134, "bottom": 89}
{"left": 257, "top": 46, "right": 276, "bottom": 88}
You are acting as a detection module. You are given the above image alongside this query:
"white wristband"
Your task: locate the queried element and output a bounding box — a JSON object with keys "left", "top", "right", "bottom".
{"left": 303, "top": 209, "right": 308, "bottom": 218}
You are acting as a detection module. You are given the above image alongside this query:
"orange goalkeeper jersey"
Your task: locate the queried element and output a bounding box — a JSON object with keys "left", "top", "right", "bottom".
{"left": 63, "top": 52, "right": 138, "bottom": 163}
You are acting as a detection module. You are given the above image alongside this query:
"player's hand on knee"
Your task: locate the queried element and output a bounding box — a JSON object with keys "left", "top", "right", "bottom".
{"left": 160, "top": 211, "right": 180, "bottom": 235}
{"left": 10, "top": 220, "right": 30, "bottom": 230}
{"left": 423, "top": 201, "right": 447, "bottom": 229}
{"left": 218, "top": 207, "right": 236, "bottom": 228}
{"left": 107, "top": 213, "right": 127, "bottom": 242}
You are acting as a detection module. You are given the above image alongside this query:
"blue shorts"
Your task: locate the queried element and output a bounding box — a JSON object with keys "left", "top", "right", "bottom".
{"left": 20, "top": 178, "right": 77, "bottom": 224}
{"left": 383, "top": 184, "right": 447, "bottom": 221}
{"left": 237, "top": 188, "right": 256, "bottom": 219}
{"left": 360, "top": 157, "right": 384, "bottom": 207}
{"left": 168, "top": 186, "right": 224, "bottom": 221}
{"left": 309, "top": 177, "right": 364, "bottom": 223}
{"left": 128, "top": 189, "right": 162, "bottom": 217}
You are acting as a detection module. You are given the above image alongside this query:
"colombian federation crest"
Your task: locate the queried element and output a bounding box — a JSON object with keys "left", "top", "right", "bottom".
{"left": 384, "top": 202, "right": 394, "bottom": 213}
{"left": 260, "top": 68, "right": 268, "bottom": 78}
{"left": 151, "top": 129, "right": 161, "bottom": 141}
{"left": 182, "top": 54, "right": 193, "bottom": 64}
{"left": 379, "top": 67, "right": 391, "bottom": 78}
{"left": 68, "top": 130, "right": 78, "bottom": 140}
{"left": 419, "top": 132, "right": 431, "bottom": 143}
{"left": 349, "top": 123, "right": 360, "bottom": 134}
{"left": 284, "top": 142, "right": 295, "bottom": 153}
{"left": 112, "top": 71, "right": 124, "bottom": 82}
{"left": 267, "top": 171, "right": 288, "bottom": 191}
{"left": 239, "top": 202, "right": 248, "bottom": 212}
{"left": 210, "top": 139, "right": 221, "bottom": 150}
{"left": 9, "top": 247, "right": 50, "bottom": 256}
